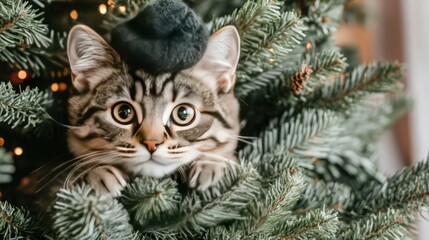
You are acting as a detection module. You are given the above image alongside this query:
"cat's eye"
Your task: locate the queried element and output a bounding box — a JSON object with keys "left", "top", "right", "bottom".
{"left": 171, "top": 104, "right": 195, "bottom": 126}
{"left": 112, "top": 102, "right": 135, "bottom": 124}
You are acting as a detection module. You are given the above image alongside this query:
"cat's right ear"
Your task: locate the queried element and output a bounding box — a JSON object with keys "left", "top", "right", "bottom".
{"left": 67, "top": 25, "right": 121, "bottom": 92}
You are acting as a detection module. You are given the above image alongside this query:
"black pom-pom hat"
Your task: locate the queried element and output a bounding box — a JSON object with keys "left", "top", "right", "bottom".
{"left": 111, "top": 0, "right": 208, "bottom": 74}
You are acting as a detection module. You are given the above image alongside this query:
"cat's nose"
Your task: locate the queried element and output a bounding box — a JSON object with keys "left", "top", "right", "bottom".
{"left": 143, "top": 140, "right": 163, "bottom": 153}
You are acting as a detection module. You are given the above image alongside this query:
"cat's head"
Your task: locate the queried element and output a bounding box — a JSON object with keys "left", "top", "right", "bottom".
{"left": 66, "top": 25, "right": 240, "bottom": 178}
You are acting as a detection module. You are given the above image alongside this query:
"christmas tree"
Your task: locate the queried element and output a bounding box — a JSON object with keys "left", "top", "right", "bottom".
{"left": 0, "top": 0, "right": 426, "bottom": 239}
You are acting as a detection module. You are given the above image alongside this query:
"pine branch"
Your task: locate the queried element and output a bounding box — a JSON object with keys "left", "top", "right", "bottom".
{"left": 294, "top": 180, "right": 353, "bottom": 211}
{"left": 0, "top": 201, "right": 45, "bottom": 239}
{"left": 340, "top": 208, "right": 412, "bottom": 240}
{"left": 311, "top": 62, "right": 404, "bottom": 109}
{"left": 166, "top": 164, "right": 261, "bottom": 235}
{"left": 294, "top": 50, "right": 347, "bottom": 95}
{"left": 236, "top": 11, "right": 305, "bottom": 81}
{"left": 343, "top": 93, "right": 412, "bottom": 141}
{"left": 240, "top": 109, "right": 342, "bottom": 161}
{"left": 272, "top": 207, "right": 339, "bottom": 239}
{"left": 212, "top": 0, "right": 278, "bottom": 34}
{"left": 245, "top": 169, "right": 304, "bottom": 236}
{"left": 295, "top": 94, "right": 410, "bottom": 189}
{"left": 352, "top": 155, "right": 429, "bottom": 217}
{"left": 203, "top": 226, "right": 243, "bottom": 240}
{"left": 0, "top": 0, "right": 53, "bottom": 73}
{"left": 236, "top": 50, "right": 347, "bottom": 105}
{"left": 236, "top": 145, "right": 305, "bottom": 237}
{"left": 299, "top": 147, "right": 383, "bottom": 190}
{"left": 0, "top": 148, "right": 14, "bottom": 184}
{"left": 53, "top": 184, "right": 134, "bottom": 240}
{"left": 121, "top": 177, "right": 181, "bottom": 229}
{"left": 303, "top": 0, "right": 345, "bottom": 43}
{"left": 250, "top": 151, "right": 297, "bottom": 179}
{"left": 0, "top": 82, "right": 52, "bottom": 128}
{"left": 212, "top": 0, "right": 306, "bottom": 84}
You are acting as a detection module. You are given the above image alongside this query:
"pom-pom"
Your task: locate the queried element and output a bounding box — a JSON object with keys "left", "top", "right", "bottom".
{"left": 111, "top": 0, "right": 208, "bottom": 74}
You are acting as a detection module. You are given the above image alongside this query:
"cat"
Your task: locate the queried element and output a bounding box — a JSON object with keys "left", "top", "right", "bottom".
{"left": 65, "top": 24, "right": 241, "bottom": 195}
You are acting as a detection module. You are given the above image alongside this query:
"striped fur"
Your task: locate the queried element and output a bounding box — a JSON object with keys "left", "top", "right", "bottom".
{"left": 65, "top": 25, "right": 241, "bottom": 194}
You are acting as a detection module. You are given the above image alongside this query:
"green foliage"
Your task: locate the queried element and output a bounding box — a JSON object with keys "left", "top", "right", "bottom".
{"left": 121, "top": 177, "right": 180, "bottom": 228}
{"left": 0, "top": 201, "right": 43, "bottom": 239}
{"left": 164, "top": 164, "right": 260, "bottom": 235}
{"left": 294, "top": 180, "right": 353, "bottom": 211}
{"left": 303, "top": 0, "right": 345, "bottom": 43}
{"left": 0, "top": 0, "right": 54, "bottom": 73}
{"left": 353, "top": 155, "right": 429, "bottom": 216}
{"left": 340, "top": 208, "right": 412, "bottom": 239}
{"left": 311, "top": 62, "right": 404, "bottom": 110}
{"left": 53, "top": 184, "right": 135, "bottom": 240}
{"left": 213, "top": 0, "right": 306, "bottom": 84}
{"left": 0, "top": 82, "right": 52, "bottom": 128}
{"left": 270, "top": 207, "right": 339, "bottom": 239}
{"left": 0, "top": 148, "right": 14, "bottom": 184}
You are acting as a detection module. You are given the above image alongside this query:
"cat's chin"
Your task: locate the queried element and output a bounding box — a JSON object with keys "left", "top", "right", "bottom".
{"left": 130, "top": 159, "right": 191, "bottom": 178}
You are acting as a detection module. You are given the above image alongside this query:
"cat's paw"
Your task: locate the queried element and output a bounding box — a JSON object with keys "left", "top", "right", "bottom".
{"left": 85, "top": 166, "right": 128, "bottom": 196}
{"left": 188, "top": 160, "right": 226, "bottom": 191}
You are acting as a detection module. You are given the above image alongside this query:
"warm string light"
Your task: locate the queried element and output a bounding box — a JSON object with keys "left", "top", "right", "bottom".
{"left": 119, "top": 6, "right": 126, "bottom": 13}
{"left": 0, "top": 137, "right": 4, "bottom": 147}
{"left": 20, "top": 177, "right": 30, "bottom": 187}
{"left": 51, "top": 83, "right": 59, "bottom": 92}
{"left": 17, "top": 70, "right": 27, "bottom": 80}
{"left": 10, "top": 70, "right": 29, "bottom": 85}
{"left": 99, "top": 4, "right": 107, "bottom": 14}
{"left": 13, "top": 147, "right": 23, "bottom": 156}
{"left": 59, "top": 82, "right": 68, "bottom": 91}
{"left": 51, "top": 82, "right": 68, "bottom": 92}
{"left": 70, "top": 10, "right": 78, "bottom": 20}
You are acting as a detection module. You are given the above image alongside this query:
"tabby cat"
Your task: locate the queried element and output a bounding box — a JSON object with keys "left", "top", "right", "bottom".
{"left": 66, "top": 24, "right": 240, "bottom": 195}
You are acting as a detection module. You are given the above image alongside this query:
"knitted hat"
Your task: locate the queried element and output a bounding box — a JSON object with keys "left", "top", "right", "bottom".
{"left": 111, "top": 0, "right": 208, "bottom": 74}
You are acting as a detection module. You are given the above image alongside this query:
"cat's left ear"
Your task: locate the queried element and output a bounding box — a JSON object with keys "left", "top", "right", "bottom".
{"left": 185, "top": 26, "right": 240, "bottom": 93}
{"left": 67, "top": 25, "right": 121, "bottom": 92}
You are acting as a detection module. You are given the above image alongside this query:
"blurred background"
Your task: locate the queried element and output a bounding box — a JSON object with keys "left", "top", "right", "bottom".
{"left": 336, "top": 0, "right": 429, "bottom": 238}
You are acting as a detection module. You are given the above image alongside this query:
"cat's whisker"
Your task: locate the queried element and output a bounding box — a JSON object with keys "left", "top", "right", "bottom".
{"left": 63, "top": 160, "right": 99, "bottom": 189}
{"left": 36, "top": 152, "right": 115, "bottom": 193}
{"left": 38, "top": 151, "right": 109, "bottom": 184}
{"left": 37, "top": 156, "right": 115, "bottom": 217}
{"left": 236, "top": 138, "right": 254, "bottom": 145}
{"left": 67, "top": 156, "right": 121, "bottom": 187}
{"left": 229, "top": 136, "right": 254, "bottom": 145}
{"left": 236, "top": 96, "right": 248, "bottom": 106}
{"left": 41, "top": 108, "right": 85, "bottom": 130}
{"left": 175, "top": 166, "right": 187, "bottom": 181}
{"left": 200, "top": 152, "right": 239, "bottom": 165}
{"left": 30, "top": 149, "right": 71, "bottom": 175}
{"left": 164, "top": 127, "right": 171, "bottom": 139}
{"left": 64, "top": 154, "right": 121, "bottom": 188}
{"left": 237, "top": 135, "right": 257, "bottom": 140}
